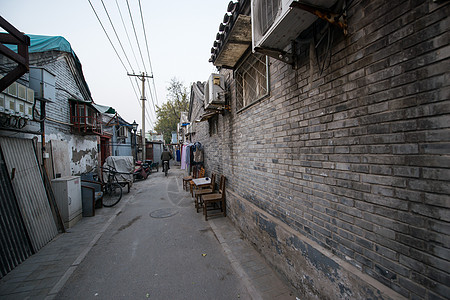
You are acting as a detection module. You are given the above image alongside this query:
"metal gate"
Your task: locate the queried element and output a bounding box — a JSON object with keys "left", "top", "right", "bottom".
{"left": 0, "top": 137, "right": 58, "bottom": 254}
{"left": 0, "top": 150, "right": 33, "bottom": 279}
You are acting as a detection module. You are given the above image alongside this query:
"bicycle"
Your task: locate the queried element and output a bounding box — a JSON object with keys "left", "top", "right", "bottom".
{"left": 101, "top": 165, "right": 123, "bottom": 207}
{"left": 163, "top": 160, "right": 169, "bottom": 176}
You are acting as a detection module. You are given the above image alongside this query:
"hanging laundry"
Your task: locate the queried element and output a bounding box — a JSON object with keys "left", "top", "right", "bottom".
{"left": 193, "top": 142, "right": 204, "bottom": 164}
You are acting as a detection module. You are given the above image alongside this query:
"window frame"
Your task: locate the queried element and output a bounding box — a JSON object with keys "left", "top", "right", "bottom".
{"left": 234, "top": 52, "right": 270, "bottom": 113}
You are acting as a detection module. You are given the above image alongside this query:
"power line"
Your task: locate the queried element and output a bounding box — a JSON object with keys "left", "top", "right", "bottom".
{"left": 88, "top": 0, "right": 156, "bottom": 130}
{"left": 126, "top": 0, "right": 146, "bottom": 74}
{"left": 87, "top": 0, "right": 128, "bottom": 72}
{"left": 138, "top": 0, "right": 160, "bottom": 108}
{"left": 126, "top": 0, "right": 157, "bottom": 117}
{"left": 100, "top": 0, "right": 134, "bottom": 73}
{"left": 128, "top": 76, "right": 154, "bottom": 129}
{"left": 115, "top": 0, "right": 142, "bottom": 72}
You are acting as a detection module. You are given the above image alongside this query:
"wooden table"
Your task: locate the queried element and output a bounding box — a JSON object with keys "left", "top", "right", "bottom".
{"left": 192, "top": 177, "right": 211, "bottom": 188}
{"left": 191, "top": 177, "right": 213, "bottom": 211}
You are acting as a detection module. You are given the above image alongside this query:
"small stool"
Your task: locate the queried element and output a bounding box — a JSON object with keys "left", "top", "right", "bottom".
{"left": 182, "top": 176, "right": 192, "bottom": 191}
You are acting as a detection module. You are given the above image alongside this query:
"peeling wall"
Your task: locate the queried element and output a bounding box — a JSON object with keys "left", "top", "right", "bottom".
{"left": 46, "top": 131, "right": 97, "bottom": 175}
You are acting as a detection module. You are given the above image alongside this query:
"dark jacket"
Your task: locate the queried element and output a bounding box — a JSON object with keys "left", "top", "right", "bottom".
{"left": 161, "top": 151, "right": 173, "bottom": 161}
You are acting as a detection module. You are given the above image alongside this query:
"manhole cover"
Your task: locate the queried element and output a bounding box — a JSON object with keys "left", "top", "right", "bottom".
{"left": 150, "top": 208, "right": 179, "bottom": 218}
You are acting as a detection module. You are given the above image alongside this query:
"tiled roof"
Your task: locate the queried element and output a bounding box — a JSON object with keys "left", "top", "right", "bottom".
{"left": 209, "top": 0, "right": 251, "bottom": 68}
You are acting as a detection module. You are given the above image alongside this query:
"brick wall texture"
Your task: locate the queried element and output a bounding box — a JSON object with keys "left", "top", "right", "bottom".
{"left": 190, "top": 1, "right": 449, "bottom": 299}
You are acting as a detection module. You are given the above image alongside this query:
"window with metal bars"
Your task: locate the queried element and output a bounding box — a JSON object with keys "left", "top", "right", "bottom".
{"left": 235, "top": 53, "right": 269, "bottom": 111}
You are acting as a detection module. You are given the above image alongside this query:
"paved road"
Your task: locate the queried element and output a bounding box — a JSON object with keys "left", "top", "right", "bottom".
{"left": 57, "top": 168, "right": 251, "bottom": 299}
{"left": 0, "top": 166, "right": 293, "bottom": 299}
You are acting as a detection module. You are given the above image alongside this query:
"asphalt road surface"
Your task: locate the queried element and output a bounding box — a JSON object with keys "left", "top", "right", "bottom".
{"left": 57, "top": 167, "right": 251, "bottom": 299}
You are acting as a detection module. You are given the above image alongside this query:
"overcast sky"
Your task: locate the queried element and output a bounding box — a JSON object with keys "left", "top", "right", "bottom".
{"left": 1, "top": 0, "right": 227, "bottom": 131}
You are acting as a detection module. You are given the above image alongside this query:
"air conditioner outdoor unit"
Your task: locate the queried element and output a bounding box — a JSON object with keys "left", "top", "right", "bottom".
{"left": 25, "top": 102, "right": 33, "bottom": 119}
{"left": 4, "top": 95, "right": 15, "bottom": 115}
{"left": 7, "top": 82, "right": 17, "bottom": 97}
{"left": 29, "top": 68, "right": 56, "bottom": 102}
{"left": 26, "top": 87, "right": 34, "bottom": 103}
{"left": 118, "top": 126, "right": 128, "bottom": 138}
{"left": 15, "top": 99, "right": 25, "bottom": 117}
{"left": 17, "top": 84, "right": 27, "bottom": 100}
{"left": 251, "top": 0, "right": 337, "bottom": 52}
{"left": 204, "top": 73, "right": 225, "bottom": 110}
{"left": 0, "top": 94, "right": 5, "bottom": 113}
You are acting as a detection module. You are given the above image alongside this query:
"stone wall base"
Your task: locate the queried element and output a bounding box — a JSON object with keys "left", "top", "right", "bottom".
{"left": 226, "top": 190, "right": 406, "bottom": 300}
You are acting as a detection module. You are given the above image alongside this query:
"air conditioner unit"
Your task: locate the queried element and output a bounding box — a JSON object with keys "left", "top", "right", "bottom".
{"left": 0, "top": 94, "right": 5, "bottom": 113}
{"left": 29, "top": 68, "right": 56, "bottom": 102}
{"left": 118, "top": 126, "right": 128, "bottom": 138}
{"left": 15, "top": 99, "right": 25, "bottom": 117}
{"left": 17, "top": 84, "right": 27, "bottom": 100}
{"left": 26, "top": 87, "right": 34, "bottom": 103}
{"left": 25, "top": 102, "right": 33, "bottom": 119}
{"left": 7, "top": 82, "right": 17, "bottom": 97}
{"left": 251, "top": 0, "right": 337, "bottom": 51}
{"left": 4, "top": 95, "right": 15, "bottom": 115}
{"left": 204, "top": 73, "right": 225, "bottom": 110}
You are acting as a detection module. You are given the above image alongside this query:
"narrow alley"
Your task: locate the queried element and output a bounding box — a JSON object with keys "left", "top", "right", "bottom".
{"left": 0, "top": 167, "right": 294, "bottom": 300}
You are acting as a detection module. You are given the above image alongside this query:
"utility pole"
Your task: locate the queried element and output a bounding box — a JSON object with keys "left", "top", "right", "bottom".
{"left": 127, "top": 72, "right": 153, "bottom": 161}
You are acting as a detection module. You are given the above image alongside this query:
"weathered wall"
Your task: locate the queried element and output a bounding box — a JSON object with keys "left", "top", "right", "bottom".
{"left": 29, "top": 52, "right": 98, "bottom": 175}
{"left": 192, "top": 1, "right": 449, "bottom": 299}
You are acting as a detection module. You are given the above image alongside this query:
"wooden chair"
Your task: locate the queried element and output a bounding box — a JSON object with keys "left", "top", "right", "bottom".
{"left": 182, "top": 174, "right": 192, "bottom": 191}
{"left": 182, "top": 165, "right": 202, "bottom": 191}
{"left": 194, "top": 173, "right": 216, "bottom": 213}
{"left": 202, "top": 175, "right": 226, "bottom": 221}
{"left": 189, "top": 167, "right": 205, "bottom": 196}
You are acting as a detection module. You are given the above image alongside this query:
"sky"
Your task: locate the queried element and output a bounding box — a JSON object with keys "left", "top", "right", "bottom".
{"left": 1, "top": 0, "right": 228, "bottom": 131}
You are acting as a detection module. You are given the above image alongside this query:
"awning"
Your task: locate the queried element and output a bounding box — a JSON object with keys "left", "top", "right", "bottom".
{"left": 213, "top": 15, "right": 252, "bottom": 68}
{"left": 92, "top": 103, "right": 116, "bottom": 114}
{"left": 68, "top": 99, "right": 116, "bottom": 115}
{"left": 196, "top": 111, "right": 220, "bottom": 122}
{"left": 68, "top": 97, "right": 90, "bottom": 103}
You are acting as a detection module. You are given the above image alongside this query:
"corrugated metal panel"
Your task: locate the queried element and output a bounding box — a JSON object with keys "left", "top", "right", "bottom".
{"left": 0, "top": 137, "right": 58, "bottom": 252}
{"left": 153, "top": 143, "right": 163, "bottom": 165}
{"left": 0, "top": 151, "right": 33, "bottom": 278}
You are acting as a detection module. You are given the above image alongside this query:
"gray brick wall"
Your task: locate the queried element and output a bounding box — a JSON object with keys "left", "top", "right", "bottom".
{"left": 192, "top": 1, "right": 449, "bottom": 299}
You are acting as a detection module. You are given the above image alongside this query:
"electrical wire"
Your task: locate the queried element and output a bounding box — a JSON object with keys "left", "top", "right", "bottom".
{"left": 126, "top": 0, "right": 147, "bottom": 74}
{"left": 115, "top": 0, "right": 142, "bottom": 72}
{"left": 128, "top": 76, "right": 154, "bottom": 127}
{"left": 100, "top": 0, "right": 134, "bottom": 73}
{"left": 138, "top": 0, "right": 159, "bottom": 108}
{"left": 125, "top": 0, "right": 157, "bottom": 126}
{"left": 126, "top": 0, "right": 157, "bottom": 116}
{"left": 88, "top": 0, "right": 156, "bottom": 131}
{"left": 87, "top": 0, "right": 128, "bottom": 73}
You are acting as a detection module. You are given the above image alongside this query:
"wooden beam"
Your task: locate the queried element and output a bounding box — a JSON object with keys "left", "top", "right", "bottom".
{"left": 0, "top": 16, "right": 29, "bottom": 44}
{"left": 0, "top": 16, "right": 30, "bottom": 92}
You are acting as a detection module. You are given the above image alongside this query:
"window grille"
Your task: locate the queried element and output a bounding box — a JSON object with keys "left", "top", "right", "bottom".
{"left": 235, "top": 53, "right": 269, "bottom": 111}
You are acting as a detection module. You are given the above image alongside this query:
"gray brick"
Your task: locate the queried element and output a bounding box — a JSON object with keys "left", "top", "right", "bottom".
{"left": 189, "top": 1, "right": 450, "bottom": 299}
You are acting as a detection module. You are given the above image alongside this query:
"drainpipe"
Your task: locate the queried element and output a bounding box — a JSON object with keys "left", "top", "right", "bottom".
{"left": 40, "top": 100, "right": 46, "bottom": 167}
